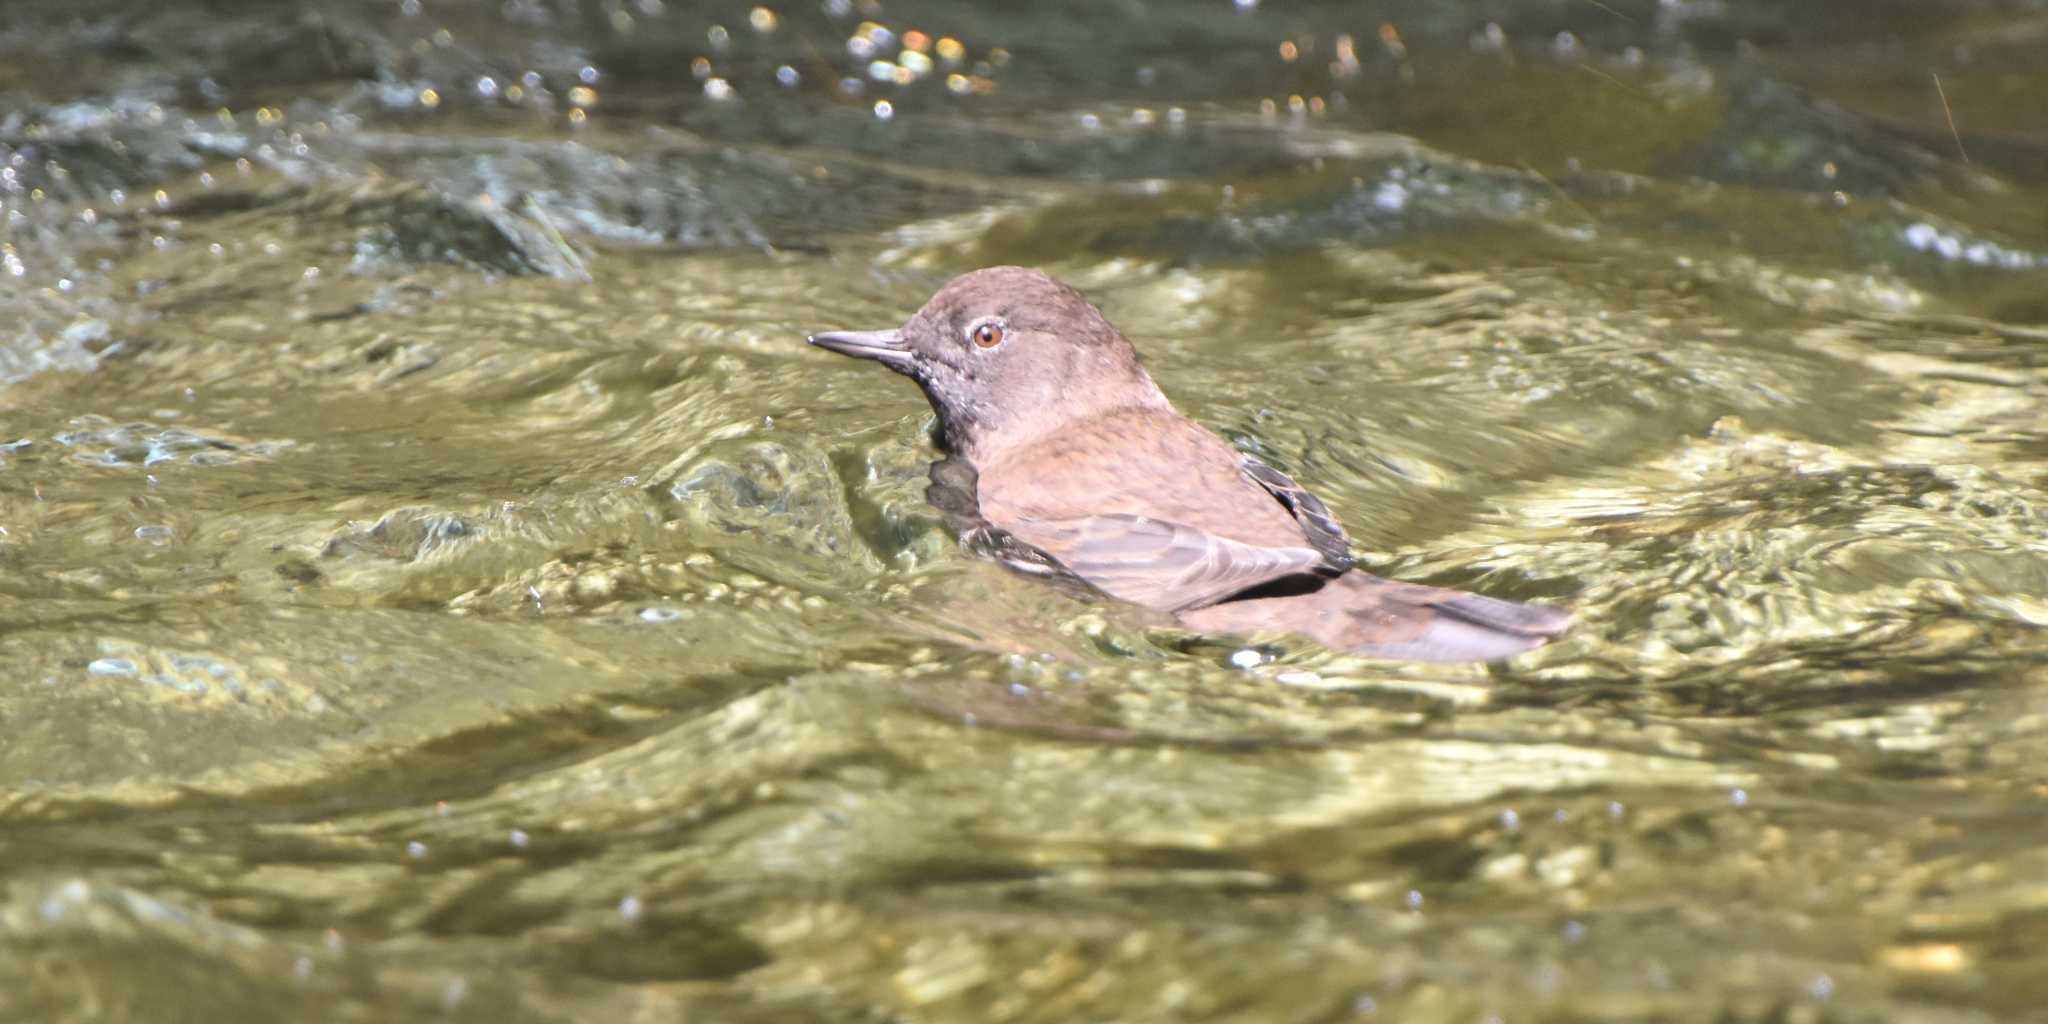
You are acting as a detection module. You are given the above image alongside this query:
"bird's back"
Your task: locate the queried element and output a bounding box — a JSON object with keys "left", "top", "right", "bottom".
{"left": 974, "top": 406, "right": 1308, "bottom": 548}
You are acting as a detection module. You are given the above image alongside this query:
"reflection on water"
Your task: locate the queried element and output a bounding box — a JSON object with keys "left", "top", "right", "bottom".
{"left": 3, "top": 0, "right": 2048, "bottom": 1020}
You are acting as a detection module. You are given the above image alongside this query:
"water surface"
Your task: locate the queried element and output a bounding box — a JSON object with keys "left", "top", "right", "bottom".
{"left": 4, "top": 1, "right": 2048, "bottom": 1020}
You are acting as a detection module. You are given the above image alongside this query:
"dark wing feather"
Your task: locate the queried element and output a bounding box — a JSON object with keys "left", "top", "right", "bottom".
{"left": 1240, "top": 454, "right": 1353, "bottom": 572}
{"left": 1022, "top": 514, "right": 1326, "bottom": 613}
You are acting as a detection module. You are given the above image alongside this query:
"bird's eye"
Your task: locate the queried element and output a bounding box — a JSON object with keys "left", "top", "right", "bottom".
{"left": 972, "top": 321, "right": 1004, "bottom": 348}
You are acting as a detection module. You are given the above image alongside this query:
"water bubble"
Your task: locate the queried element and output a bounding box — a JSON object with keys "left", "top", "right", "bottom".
{"left": 618, "top": 895, "right": 643, "bottom": 922}
{"left": 639, "top": 607, "right": 684, "bottom": 623}
{"left": 134, "top": 525, "right": 174, "bottom": 545}
{"left": 88, "top": 658, "right": 140, "bottom": 677}
{"left": 776, "top": 65, "right": 800, "bottom": 87}
{"left": 578, "top": 65, "right": 600, "bottom": 84}
{"left": 406, "top": 840, "right": 429, "bottom": 859}
{"left": 749, "top": 6, "right": 777, "bottom": 32}
{"left": 872, "top": 99, "right": 894, "bottom": 120}
{"left": 1228, "top": 648, "right": 1264, "bottom": 669}
{"left": 1729, "top": 787, "right": 1749, "bottom": 807}
{"left": 707, "top": 25, "right": 731, "bottom": 50}
{"left": 475, "top": 76, "right": 499, "bottom": 98}
{"left": 509, "top": 829, "right": 530, "bottom": 848}
{"left": 1404, "top": 889, "right": 1424, "bottom": 910}
{"left": 704, "top": 78, "right": 735, "bottom": 102}
{"left": 1499, "top": 809, "right": 1520, "bottom": 830}
{"left": 39, "top": 880, "right": 85, "bottom": 922}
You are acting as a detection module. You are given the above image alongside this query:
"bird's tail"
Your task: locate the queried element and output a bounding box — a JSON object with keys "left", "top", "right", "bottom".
{"left": 1179, "top": 571, "right": 1574, "bottom": 663}
{"left": 1365, "top": 580, "right": 1576, "bottom": 662}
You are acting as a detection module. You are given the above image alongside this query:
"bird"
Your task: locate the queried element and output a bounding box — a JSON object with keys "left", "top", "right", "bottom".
{"left": 807, "top": 266, "right": 1573, "bottom": 662}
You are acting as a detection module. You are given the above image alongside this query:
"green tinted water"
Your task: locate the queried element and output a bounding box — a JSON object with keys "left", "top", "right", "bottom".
{"left": 4, "top": 1, "right": 2048, "bottom": 1020}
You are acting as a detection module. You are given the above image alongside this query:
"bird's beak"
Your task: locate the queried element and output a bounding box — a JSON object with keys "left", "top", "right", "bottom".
{"left": 807, "top": 329, "right": 913, "bottom": 369}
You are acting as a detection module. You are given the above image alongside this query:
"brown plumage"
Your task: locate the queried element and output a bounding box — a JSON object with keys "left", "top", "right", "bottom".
{"left": 808, "top": 266, "right": 1572, "bottom": 662}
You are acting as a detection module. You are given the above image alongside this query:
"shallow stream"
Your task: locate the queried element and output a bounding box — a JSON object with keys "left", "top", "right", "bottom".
{"left": 4, "top": 1, "right": 2048, "bottom": 1020}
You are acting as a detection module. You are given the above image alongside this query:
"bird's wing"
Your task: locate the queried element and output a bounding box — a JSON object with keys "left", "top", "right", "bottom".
{"left": 1239, "top": 453, "right": 1353, "bottom": 572}
{"left": 1018, "top": 514, "right": 1327, "bottom": 613}
{"left": 929, "top": 456, "right": 1105, "bottom": 597}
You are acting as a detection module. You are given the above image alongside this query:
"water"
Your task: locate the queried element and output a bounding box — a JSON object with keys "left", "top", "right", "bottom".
{"left": 3, "top": 1, "right": 2048, "bottom": 1020}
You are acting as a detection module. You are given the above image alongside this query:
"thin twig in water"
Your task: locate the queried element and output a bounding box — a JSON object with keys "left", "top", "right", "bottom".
{"left": 1571, "top": 0, "right": 1638, "bottom": 23}
{"left": 1932, "top": 71, "right": 1971, "bottom": 165}
{"left": 522, "top": 195, "right": 590, "bottom": 280}
{"left": 1521, "top": 164, "right": 1599, "bottom": 227}
{"left": 1574, "top": 61, "right": 1648, "bottom": 99}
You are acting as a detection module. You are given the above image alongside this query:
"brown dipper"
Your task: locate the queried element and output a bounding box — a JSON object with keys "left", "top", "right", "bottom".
{"left": 808, "top": 266, "right": 1572, "bottom": 662}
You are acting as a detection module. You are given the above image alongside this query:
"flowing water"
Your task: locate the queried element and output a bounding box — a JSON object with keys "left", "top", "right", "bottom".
{"left": 4, "top": 1, "right": 2048, "bottom": 1020}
